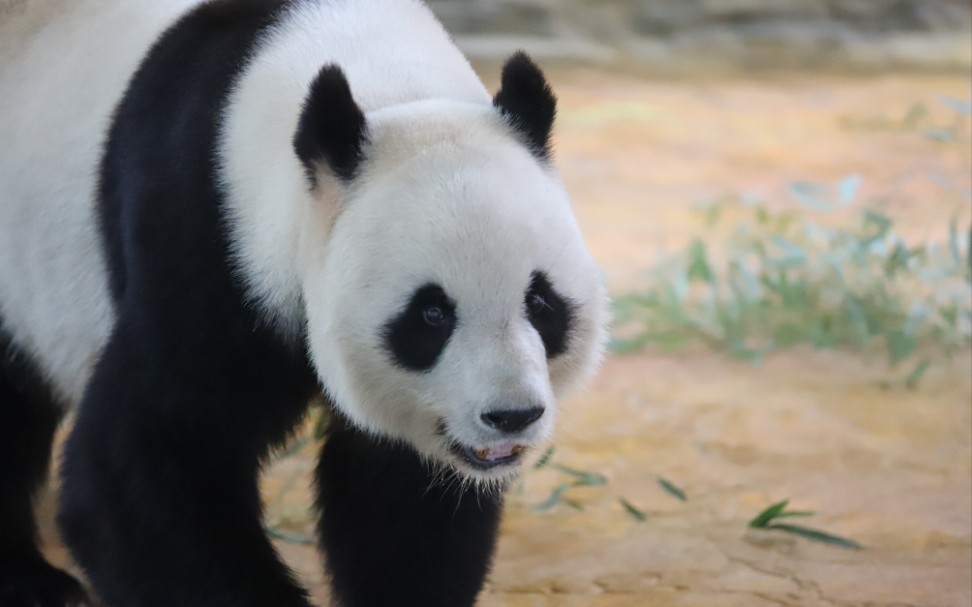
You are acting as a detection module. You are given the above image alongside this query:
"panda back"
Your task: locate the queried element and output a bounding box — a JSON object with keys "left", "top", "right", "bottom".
{"left": 0, "top": 0, "right": 204, "bottom": 405}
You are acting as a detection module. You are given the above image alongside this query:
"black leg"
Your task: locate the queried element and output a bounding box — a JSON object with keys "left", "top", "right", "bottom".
{"left": 0, "top": 335, "right": 89, "bottom": 607}
{"left": 316, "top": 419, "right": 503, "bottom": 607}
{"left": 57, "top": 318, "right": 318, "bottom": 607}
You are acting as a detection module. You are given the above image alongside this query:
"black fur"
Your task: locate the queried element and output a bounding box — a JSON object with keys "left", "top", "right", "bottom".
{"left": 525, "top": 271, "right": 575, "bottom": 358}
{"left": 294, "top": 65, "right": 369, "bottom": 184}
{"left": 60, "top": 2, "right": 320, "bottom": 606}
{"left": 481, "top": 406, "right": 545, "bottom": 433}
{"left": 383, "top": 283, "right": 457, "bottom": 371}
{"left": 492, "top": 51, "right": 557, "bottom": 161}
{"left": 0, "top": 323, "right": 89, "bottom": 607}
{"left": 317, "top": 417, "right": 502, "bottom": 607}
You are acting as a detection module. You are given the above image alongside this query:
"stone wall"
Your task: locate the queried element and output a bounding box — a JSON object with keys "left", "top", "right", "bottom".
{"left": 427, "top": 0, "right": 972, "bottom": 72}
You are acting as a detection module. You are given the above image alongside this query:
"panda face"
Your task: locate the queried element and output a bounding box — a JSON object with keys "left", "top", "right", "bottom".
{"left": 300, "top": 100, "right": 607, "bottom": 483}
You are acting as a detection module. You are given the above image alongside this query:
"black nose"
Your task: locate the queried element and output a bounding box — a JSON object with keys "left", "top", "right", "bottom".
{"left": 480, "top": 407, "right": 545, "bottom": 434}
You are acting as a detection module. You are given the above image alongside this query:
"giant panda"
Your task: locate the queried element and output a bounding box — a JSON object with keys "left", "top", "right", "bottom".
{"left": 0, "top": 0, "right": 608, "bottom": 605}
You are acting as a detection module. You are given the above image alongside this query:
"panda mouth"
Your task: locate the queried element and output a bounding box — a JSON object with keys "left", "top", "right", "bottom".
{"left": 449, "top": 441, "right": 527, "bottom": 471}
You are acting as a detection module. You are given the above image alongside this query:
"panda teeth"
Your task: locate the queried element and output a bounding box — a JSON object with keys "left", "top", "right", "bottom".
{"left": 475, "top": 448, "right": 491, "bottom": 460}
{"left": 511, "top": 445, "right": 526, "bottom": 456}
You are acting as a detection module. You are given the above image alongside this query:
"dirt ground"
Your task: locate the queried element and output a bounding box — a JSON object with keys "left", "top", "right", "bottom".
{"left": 42, "top": 70, "right": 972, "bottom": 606}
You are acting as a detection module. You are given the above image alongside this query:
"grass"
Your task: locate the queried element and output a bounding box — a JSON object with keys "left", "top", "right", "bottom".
{"left": 612, "top": 180, "right": 971, "bottom": 386}
{"left": 612, "top": 96, "right": 971, "bottom": 386}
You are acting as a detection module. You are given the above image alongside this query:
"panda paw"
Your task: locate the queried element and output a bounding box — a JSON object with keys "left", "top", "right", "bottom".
{"left": 0, "top": 557, "right": 92, "bottom": 607}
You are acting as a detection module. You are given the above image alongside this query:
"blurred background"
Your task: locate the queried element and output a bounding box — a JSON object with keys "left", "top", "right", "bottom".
{"left": 272, "top": 2, "right": 971, "bottom": 606}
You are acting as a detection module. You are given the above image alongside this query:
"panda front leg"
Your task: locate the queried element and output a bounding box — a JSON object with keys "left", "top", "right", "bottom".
{"left": 57, "top": 316, "right": 318, "bottom": 607}
{"left": 315, "top": 418, "right": 503, "bottom": 607}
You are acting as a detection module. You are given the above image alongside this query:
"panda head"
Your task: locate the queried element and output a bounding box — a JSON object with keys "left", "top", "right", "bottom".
{"left": 294, "top": 53, "right": 608, "bottom": 483}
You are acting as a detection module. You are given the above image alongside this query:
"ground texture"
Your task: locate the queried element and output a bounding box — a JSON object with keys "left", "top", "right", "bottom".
{"left": 42, "top": 71, "right": 972, "bottom": 606}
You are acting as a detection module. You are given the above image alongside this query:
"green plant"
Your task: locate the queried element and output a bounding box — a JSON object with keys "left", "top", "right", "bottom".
{"left": 613, "top": 178, "right": 971, "bottom": 385}
{"left": 749, "top": 500, "right": 862, "bottom": 550}
{"left": 613, "top": 96, "right": 971, "bottom": 385}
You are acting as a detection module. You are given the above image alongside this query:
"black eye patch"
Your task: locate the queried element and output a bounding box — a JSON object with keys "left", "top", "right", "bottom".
{"left": 383, "top": 284, "right": 457, "bottom": 371}
{"left": 524, "top": 271, "right": 574, "bottom": 358}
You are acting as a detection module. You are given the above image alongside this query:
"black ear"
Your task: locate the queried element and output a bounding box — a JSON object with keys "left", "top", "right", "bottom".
{"left": 294, "top": 65, "right": 368, "bottom": 184}
{"left": 492, "top": 52, "right": 557, "bottom": 161}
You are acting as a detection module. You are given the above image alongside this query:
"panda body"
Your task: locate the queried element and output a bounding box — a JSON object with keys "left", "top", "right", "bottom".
{"left": 0, "top": 1, "right": 607, "bottom": 606}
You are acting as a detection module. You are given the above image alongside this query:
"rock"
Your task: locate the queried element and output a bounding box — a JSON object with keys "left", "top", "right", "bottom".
{"left": 427, "top": 0, "right": 972, "bottom": 71}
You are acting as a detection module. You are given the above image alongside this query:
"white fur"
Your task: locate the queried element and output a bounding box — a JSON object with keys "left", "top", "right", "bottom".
{"left": 218, "top": 0, "right": 489, "bottom": 335}
{"left": 0, "top": 0, "right": 204, "bottom": 405}
{"left": 0, "top": 0, "right": 608, "bottom": 480}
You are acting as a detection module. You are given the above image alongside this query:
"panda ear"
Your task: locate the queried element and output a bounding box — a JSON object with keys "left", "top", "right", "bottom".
{"left": 492, "top": 51, "right": 557, "bottom": 161}
{"left": 294, "top": 65, "right": 368, "bottom": 184}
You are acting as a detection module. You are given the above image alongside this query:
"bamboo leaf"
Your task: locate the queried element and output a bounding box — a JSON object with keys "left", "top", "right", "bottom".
{"left": 939, "top": 95, "right": 972, "bottom": 116}
{"left": 767, "top": 523, "right": 863, "bottom": 550}
{"left": 553, "top": 464, "right": 608, "bottom": 487}
{"left": 565, "top": 498, "right": 584, "bottom": 511}
{"left": 886, "top": 330, "right": 917, "bottom": 365}
{"left": 838, "top": 174, "right": 862, "bottom": 207}
{"left": 687, "top": 238, "right": 715, "bottom": 284}
{"left": 788, "top": 181, "right": 831, "bottom": 211}
{"left": 749, "top": 500, "right": 790, "bottom": 528}
{"left": 905, "top": 358, "right": 932, "bottom": 389}
{"left": 657, "top": 477, "right": 688, "bottom": 502}
{"left": 619, "top": 498, "right": 648, "bottom": 522}
{"left": 534, "top": 483, "right": 573, "bottom": 512}
{"left": 533, "top": 446, "right": 556, "bottom": 469}
{"left": 773, "top": 510, "right": 816, "bottom": 519}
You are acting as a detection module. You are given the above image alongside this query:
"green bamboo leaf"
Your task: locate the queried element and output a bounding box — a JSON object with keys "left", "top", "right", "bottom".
{"left": 534, "top": 483, "right": 573, "bottom": 512}
{"left": 619, "top": 498, "right": 648, "bottom": 522}
{"left": 749, "top": 500, "right": 790, "bottom": 528}
{"left": 533, "top": 446, "right": 556, "bottom": 469}
{"left": 886, "top": 330, "right": 917, "bottom": 365}
{"left": 905, "top": 358, "right": 932, "bottom": 389}
{"left": 657, "top": 477, "right": 688, "bottom": 502}
{"left": 704, "top": 202, "right": 724, "bottom": 227}
{"left": 902, "top": 102, "right": 929, "bottom": 128}
{"left": 966, "top": 224, "right": 971, "bottom": 276}
{"left": 756, "top": 206, "right": 771, "bottom": 226}
{"left": 553, "top": 464, "right": 608, "bottom": 487}
{"left": 767, "top": 523, "right": 862, "bottom": 550}
{"left": 687, "top": 238, "right": 715, "bottom": 284}
{"left": 788, "top": 181, "right": 831, "bottom": 211}
{"left": 773, "top": 510, "right": 816, "bottom": 519}
{"left": 863, "top": 210, "right": 893, "bottom": 239}
{"left": 838, "top": 174, "right": 862, "bottom": 207}
{"left": 949, "top": 218, "right": 962, "bottom": 267}
{"left": 923, "top": 127, "right": 955, "bottom": 143}
{"left": 608, "top": 334, "right": 654, "bottom": 355}
{"left": 770, "top": 235, "right": 807, "bottom": 266}
{"left": 939, "top": 95, "right": 972, "bottom": 116}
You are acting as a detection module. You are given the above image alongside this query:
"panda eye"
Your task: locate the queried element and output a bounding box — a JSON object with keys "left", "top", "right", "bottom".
{"left": 384, "top": 284, "right": 457, "bottom": 371}
{"left": 524, "top": 271, "right": 576, "bottom": 359}
{"left": 525, "top": 290, "right": 549, "bottom": 316}
{"left": 422, "top": 305, "right": 447, "bottom": 327}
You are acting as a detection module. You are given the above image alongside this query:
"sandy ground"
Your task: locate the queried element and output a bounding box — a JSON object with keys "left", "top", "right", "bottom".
{"left": 42, "top": 70, "right": 972, "bottom": 606}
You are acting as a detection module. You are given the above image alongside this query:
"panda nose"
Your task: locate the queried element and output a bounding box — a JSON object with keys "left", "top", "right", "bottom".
{"left": 480, "top": 407, "right": 545, "bottom": 434}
